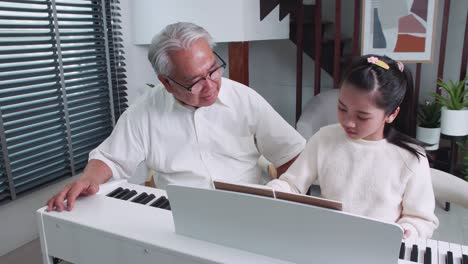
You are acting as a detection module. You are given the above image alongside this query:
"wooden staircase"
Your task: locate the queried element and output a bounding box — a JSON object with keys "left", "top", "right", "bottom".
{"left": 260, "top": 0, "right": 361, "bottom": 121}
{"left": 289, "top": 4, "right": 353, "bottom": 81}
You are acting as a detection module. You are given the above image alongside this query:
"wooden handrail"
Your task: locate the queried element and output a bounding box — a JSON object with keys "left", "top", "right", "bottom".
{"left": 295, "top": 0, "right": 304, "bottom": 123}
{"left": 333, "top": 0, "right": 341, "bottom": 88}
{"left": 314, "top": 0, "right": 322, "bottom": 96}
{"left": 436, "top": 0, "right": 451, "bottom": 94}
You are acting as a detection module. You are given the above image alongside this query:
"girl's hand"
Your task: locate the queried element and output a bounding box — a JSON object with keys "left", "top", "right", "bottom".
{"left": 403, "top": 229, "right": 411, "bottom": 239}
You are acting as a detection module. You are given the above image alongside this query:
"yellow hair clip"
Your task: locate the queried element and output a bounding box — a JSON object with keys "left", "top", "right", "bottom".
{"left": 367, "top": 56, "right": 389, "bottom": 70}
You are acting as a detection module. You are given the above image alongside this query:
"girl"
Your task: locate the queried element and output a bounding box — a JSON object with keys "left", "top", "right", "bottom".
{"left": 268, "top": 55, "right": 438, "bottom": 239}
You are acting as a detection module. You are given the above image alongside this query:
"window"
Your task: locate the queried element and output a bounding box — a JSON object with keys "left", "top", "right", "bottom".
{"left": 0, "top": 0, "right": 127, "bottom": 203}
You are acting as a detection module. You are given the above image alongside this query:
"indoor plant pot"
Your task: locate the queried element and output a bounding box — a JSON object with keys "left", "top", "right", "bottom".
{"left": 416, "top": 101, "right": 441, "bottom": 150}
{"left": 434, "top": 77, "right": 468, "bottom": 136}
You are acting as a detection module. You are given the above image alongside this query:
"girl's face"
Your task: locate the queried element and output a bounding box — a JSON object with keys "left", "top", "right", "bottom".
{"left": 337, "top": 82, "right": 399, "bottom": 141}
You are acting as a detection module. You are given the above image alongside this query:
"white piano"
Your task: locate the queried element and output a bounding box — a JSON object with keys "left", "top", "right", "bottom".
{"left": 37, "top": 180, "right": 468, "bottom": 264}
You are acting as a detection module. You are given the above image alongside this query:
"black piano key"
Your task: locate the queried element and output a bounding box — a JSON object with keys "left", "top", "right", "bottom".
{"left": 106, "top": 187, "right": 123, "bottom": 197}
{"left": 149, "top": 196, "right": 167, "bottom": 207}
{"left": 399, "top": 242, "right": 405, "bottom": 259}
{"left": 424, "top": 247, "right": 431, "bottom": 264}
{"left": 410, "top": 244, "right": 418, "bottom": 262}
{"left": 131, "top": 192, "right": 148, "bottom": 203}
{"left": 139, "top": 194, "right": 156, "bottom": 204}
{"left": 462, "top": 254, "right": 468, "bottom": 264}
{"left": 158, "top": 199, "right": 170, "bottom": 209}
{"left": 114, "top": 189, "right": 130, "bottom": 199}
{"left": 446, "top": 251, "right": 454, "bottom": 264}
{"left": 120, "top": 190, "right": 138, "bottom": 200}
{"left": 161, "top": 200, "right": 171, "bottom": 210}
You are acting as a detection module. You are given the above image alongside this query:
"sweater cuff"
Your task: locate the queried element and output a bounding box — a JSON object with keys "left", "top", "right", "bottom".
{"left": 266, "top": 179, "right": 293, "bottom": 192}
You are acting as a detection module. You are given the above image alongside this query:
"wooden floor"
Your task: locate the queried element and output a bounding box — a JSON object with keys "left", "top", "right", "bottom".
{"left": 1, "top": 202, "right": 467, "bottom": 264}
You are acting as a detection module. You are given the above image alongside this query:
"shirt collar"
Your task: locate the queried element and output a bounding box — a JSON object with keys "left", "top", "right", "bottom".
{"left": 170, "top": 77, "right": 232, "bottom": 110}
{"left": 215, "top": 78, "right": 231, "bottom": 108}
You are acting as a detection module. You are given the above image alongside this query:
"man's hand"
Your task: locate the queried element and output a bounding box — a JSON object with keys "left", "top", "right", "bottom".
{"left": 45, "top": 159, "right": 112, "bottom": 212}
{"left": 46, "top": 179, "right": 100, "bottom": 212}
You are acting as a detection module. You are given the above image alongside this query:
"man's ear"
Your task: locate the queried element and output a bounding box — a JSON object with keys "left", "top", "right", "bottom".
{"left": 385, "top": 106, "right": 400, "bottom": 123}
{"left": 158, "top": 75, "right": 174, "bottom": 94}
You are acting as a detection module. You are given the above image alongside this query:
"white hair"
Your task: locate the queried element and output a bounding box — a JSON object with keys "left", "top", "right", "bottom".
{"left": 147, "top": 22, "right": 215, "bottom": 76}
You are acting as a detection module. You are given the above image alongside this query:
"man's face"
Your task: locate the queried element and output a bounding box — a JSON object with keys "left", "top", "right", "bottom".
{"left": 158, "top": 39, "right": 223, "bottom": 108}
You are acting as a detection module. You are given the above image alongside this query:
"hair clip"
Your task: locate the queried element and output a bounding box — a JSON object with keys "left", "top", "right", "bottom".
{"left": 397, "top": 61, "right": 404, "bottom": 72}
{"left": 367, "top": 56, "right": 389, "bottom": 70}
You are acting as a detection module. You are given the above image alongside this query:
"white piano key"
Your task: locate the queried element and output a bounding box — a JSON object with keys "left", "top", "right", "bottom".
{"left": 404, "top": 238, "right": 415, "bottom": 261}
{"left": 416, "top": 238, "right": 426, "bottom": 263}
{"left": 426, "top": 239, "right": 439, "bottom": 264}
{"left": 462, "top": 244, "right": 468, "bottom": 255}
{"left": 438, "top": 240, "right": 450, "bottom": 264}
{"left": 449, "top": 243, "right": 462, "bottom": 264}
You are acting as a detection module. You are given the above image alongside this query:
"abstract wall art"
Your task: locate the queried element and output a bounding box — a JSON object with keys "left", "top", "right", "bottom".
{"left": 361, "top": 0, "right": 438, "bottom": 62}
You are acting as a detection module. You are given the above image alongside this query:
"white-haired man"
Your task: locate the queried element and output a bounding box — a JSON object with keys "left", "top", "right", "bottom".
{"left": 47, "top": 22, "right": 305, "bottom": 211}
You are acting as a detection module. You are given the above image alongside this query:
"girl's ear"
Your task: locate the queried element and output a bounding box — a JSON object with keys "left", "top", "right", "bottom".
{"left": 385, "top": 106, "right": 400, "bottom": 123}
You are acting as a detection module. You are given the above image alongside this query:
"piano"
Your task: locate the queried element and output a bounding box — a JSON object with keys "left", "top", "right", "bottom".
{"left": 37, "top": 180, "right": 468, "bottom": 264}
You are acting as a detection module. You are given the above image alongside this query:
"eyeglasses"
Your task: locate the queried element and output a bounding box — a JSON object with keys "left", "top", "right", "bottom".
{"left": 166, "top": 51, "right": 226, "bottom": 94}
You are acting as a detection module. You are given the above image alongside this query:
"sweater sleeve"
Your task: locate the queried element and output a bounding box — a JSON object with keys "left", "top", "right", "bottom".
{"left": 267, "top": 130, "right": 320, "bottom": 194}
{"left": 397, "top": 155, "right": 439, "bottom": 239}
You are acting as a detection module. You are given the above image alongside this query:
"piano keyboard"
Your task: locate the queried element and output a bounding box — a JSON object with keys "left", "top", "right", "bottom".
{"left": 105, "top": 186, "right": 171, "bottom": 210}
{"left": 398, "top": 238, "right": 468, "bottom": 264}
{"left": 37, "top": 180, "right": 468, "bottom": 264}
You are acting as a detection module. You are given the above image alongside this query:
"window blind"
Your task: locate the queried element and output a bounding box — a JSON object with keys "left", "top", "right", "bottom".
{"left": 0, "top": 0, "right": 127, "bottom": 203}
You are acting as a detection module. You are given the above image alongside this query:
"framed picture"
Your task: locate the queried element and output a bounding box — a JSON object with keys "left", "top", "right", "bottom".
{"left": 361, "top": 0, "right": 438, "bottom": 62}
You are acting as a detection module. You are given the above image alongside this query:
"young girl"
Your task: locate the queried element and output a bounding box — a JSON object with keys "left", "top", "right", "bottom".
{"left": 268, "top": 55, "right": 438, "bottom": 239}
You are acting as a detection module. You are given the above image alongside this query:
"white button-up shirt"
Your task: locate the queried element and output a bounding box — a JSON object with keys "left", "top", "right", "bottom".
{"left": 89, "top": 78, "right": 305, "bottom": 189}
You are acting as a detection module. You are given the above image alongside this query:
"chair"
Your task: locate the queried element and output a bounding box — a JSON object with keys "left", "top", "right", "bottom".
{"left": 430, "top": 168, "right": 468, "bottom": 210}
{"left": 296, "top": 89, "right": 339, "bottom": 140}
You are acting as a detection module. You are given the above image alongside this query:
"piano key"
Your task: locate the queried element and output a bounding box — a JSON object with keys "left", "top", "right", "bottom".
{"left": 139, "top": 194, "right": 156, "bottom": 204}
{"left": 149, "top": 196, "right": 167, "bottom": 207}
{"left": 424, "top": 247, "right": 432, "bottom": 264}
{"left": 106, "top": 187, "right": 123, "bottom": 197}
{"left": 447, "top": 251, "right": 453, "bottom": 264}
{"left": 131, "top": 192, "right": 148, "bottom": 203}
{"left": 404, "top": 238, "right": 415, "bottom": 261}
{"left": 410, "top": 244, "right": 418, "bottom": 262}
{"left": 114, "top": 188, "right": 130, "bottom": 199}
{"left": 415, "top": 238, "right": 426, "bottom": 264}
{"left": 449, "top": 243, "right": 462, "bottom": 264}
{"left": 161, "top": 200, "right": 171, "bottom": 210}
{"left": 463, "top": 245, "right": 468, "bottom": 264}
{"left": 399, "top": 242, "right": 406, "bottom": 259}
{"left": 426, "top": 239, "right": 438, "bottom": 264}
{"left": 158, "top": 199, "right": 170, "bottom": 209}
{"left": 439, "top": 240, "right": 450, "bottom": 264}
{"left": 120, "top": 190, "right": 138, "bottom": 200}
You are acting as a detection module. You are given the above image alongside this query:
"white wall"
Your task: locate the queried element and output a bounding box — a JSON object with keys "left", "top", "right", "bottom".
{"left": 132, "top": 0, "right": 289, "bottom": 44}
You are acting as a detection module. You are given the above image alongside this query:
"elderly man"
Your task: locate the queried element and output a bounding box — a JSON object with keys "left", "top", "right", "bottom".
{"left": 47, "top": 22, "right": 305, "bottom": 211}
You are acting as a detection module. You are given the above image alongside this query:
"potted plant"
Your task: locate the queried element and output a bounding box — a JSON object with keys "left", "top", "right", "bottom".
{"left": 416, "top": 101, "right": 441, "bottom": 150}
{"left": 433, "top": 77, "right": 468, "bottom": 136}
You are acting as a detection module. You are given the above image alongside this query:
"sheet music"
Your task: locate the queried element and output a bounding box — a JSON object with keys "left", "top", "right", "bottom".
{"left": 213, "top": 180, "right": 342, "bottom": 211}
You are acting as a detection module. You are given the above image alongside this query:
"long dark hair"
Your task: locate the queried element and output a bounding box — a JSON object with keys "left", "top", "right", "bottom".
{"left": 342, "top": 54, "right": 425, "bottom": 159}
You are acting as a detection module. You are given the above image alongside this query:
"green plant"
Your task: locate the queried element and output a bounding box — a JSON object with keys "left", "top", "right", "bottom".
{"left": 417, "top": 101, "right": 441, "bottom": 128}
{"left": 433, "top": 77, "right": 468, "bottom": 110}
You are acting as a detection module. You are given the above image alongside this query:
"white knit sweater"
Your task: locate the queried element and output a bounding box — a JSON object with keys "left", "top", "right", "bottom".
{"left": 268, "top": 124, "right": 439, "bottom": 239}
